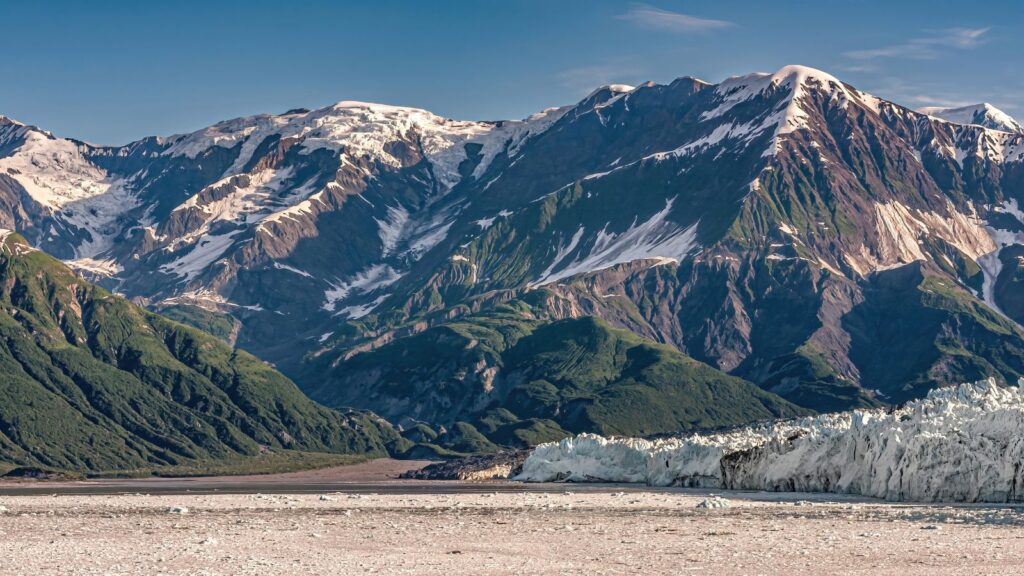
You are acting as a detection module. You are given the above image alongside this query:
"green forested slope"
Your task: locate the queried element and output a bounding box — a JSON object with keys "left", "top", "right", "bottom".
{"left": 0, "top": 232, "right": 403, "bottom": 473}
{"left": 308, "top": 300, "right": 809, "bottom": 449}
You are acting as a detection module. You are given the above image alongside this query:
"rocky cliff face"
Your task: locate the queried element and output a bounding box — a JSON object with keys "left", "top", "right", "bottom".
{"left": 2, "top": 65, "right": 1024, "bottom": 429}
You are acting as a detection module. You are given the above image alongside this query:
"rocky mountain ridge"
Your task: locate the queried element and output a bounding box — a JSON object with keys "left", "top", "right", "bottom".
{"left": 3, "top": 65, "right": 1024, "bottom": 441}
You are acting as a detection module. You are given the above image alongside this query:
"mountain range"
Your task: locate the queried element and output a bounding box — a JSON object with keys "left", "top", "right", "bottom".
{"left": 2, "top": 64, "right": 1024, "bottom": 460}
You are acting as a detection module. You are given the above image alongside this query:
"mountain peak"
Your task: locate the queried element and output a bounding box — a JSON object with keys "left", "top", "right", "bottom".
{"left": 716, "top": 65, "right": 849, "bottom": 98}
{"left": 702, "top": 64, "right": 866, "bottom": 142}
{"left": 0, "top": 114, "right": 25, "bottom": 127}
{"left": 920, "top": 102, "right": 1023, "bottom": 134}
{"left": 767, "top": 64, "right": 845, "bottom": 88}
{"left": 580, "top": 84, "right": 636, "bottom": 104}
{"left": 589, "top": 84, "right": 635, "bottom": 95}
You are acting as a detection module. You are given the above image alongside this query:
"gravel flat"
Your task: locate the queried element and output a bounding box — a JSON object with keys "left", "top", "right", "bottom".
{"left": 0, "top": 459, "right": 438, "bottom": 496}
{"left": 3, "top": 488, "right": 1024, "bottom": 575}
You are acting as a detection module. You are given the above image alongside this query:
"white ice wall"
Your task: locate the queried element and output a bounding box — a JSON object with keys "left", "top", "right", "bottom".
{"left": 518, "top": 379, "right": 1024, "bottom": 503}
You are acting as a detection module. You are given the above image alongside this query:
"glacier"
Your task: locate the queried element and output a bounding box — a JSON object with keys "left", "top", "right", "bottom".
{"left": 518, "top": 379, "right": 1024, "bottom": 503}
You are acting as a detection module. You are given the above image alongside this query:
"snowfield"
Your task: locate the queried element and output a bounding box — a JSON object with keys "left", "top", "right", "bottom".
{"left": 519, "top": 379, "right": 1024, "bottom": 503}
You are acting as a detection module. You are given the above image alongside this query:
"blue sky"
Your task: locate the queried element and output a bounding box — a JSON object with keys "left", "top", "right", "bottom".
{"left": 3, "top": 0, "right": 1021, "bottom": 144}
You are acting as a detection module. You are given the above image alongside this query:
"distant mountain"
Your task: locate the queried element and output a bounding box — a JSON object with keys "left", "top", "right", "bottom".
{"left": 3, "top": 65, "right": 1024, "bottom": 448}
{"left": 0, "top": 231, "right": 402, "bottom": 473}
{"left": 920, "top": 103, "right": 1024, "bottom": 134}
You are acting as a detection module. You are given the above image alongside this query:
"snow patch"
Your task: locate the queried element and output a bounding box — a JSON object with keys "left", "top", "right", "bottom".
{"left": 160, "top": 230, "right": 242, "bottom": 281}
{"left": 335, "top": 294, "right": 389, "bottom": 319}
{"left": 977, "top": 199, "right": 1024, "bottom": 324}
{"left": 374, "top": 204, "right": 410, "bottom": 256}
{"left": 322, "top": 264, "right": 402, "bottom": 312}
{"left": 407, "top": 219, "right": 453, "bottom": 260}
{"left": 66, "top": 257, "right": 123, "bottom": 277}
{"left": 272, "top": 262, "right": 314, "bottom": 278}
{"left": 532, "top": 198, "right": 699, "bottom": 286}
{"left": 170, "top": 168, "right": 312, "bottom": 244}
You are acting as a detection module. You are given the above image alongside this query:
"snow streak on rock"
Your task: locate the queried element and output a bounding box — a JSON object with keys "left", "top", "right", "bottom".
{"left": 519, "top": 379, "right": 1024, "bottom": 503}
{"left": 531, "top": 198, "right": 699, "bottom": 287}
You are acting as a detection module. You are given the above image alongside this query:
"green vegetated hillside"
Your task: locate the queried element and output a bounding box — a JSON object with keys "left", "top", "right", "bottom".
{"left": 0, "top": 232, "right": 405, "bottom": 474}
{"left": 154, "top": 303, "right": 240, "bottom": 344}
{"left": 843, "top": 264, "right": 1024, "bottom": 404}
{"left": 307, "top": 297, "right": 809, "bottom": 454}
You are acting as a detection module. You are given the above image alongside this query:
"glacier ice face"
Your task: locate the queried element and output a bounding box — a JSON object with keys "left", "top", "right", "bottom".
{"left": 518, "top": 379, "right": 1024, "bottom": 503}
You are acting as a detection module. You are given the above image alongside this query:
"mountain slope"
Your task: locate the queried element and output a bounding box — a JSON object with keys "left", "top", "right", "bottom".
{"left": 0, "top": 231, "right": 402, "bottom": 473}
{"left": 306, "top": 297, "right": 807, "bottom": 446}
{"left": 303, "top": 66, "right": 1024, "bottom": 413}
{"left": 3, "top": 65, "right": 1024, "bottom": 426}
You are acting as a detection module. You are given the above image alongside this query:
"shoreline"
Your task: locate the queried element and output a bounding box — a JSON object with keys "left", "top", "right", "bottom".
{"left": 5, "top": 458, "right": 1024, "bottom": 510}
{"left": 3, "top": 486, "right": 1024, "bottom": 574}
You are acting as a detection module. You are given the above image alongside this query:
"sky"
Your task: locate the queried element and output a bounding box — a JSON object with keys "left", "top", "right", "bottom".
{"left": 3, "top": 0, "right": 1021, "bottom": 144}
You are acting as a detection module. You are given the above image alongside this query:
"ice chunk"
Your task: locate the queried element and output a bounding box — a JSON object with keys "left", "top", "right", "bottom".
{"left": 695, "top": 497, "right": 731, "bottom": 509}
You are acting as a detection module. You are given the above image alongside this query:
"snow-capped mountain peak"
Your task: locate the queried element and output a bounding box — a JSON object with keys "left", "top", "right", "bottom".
{"left": 921, "top": 102, "right": 1024, "bottom": 134}
{"left": 711, "top": 65, "right": 849, "bottom": 106}
{"left": 696, "top": 64, "right": 880, "bottom": 160}
{"left": 759, "top": 64, "right": 847, "bottom": 90}
{"left": 582, "top": 84, "right": 636, "bottom": 101}
{"left": 160, "top": 98, "right": 573, "bottom": 194}
{"left": 0, "top": 120, "right": 122, "bottom": 207}
{"left": 0, "top": 115, "right": 26, "bottom": 127}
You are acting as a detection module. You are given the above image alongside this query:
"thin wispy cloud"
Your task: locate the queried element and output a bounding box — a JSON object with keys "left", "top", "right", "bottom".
{"left": 904, "top": 94, "right": 977, "bottom": 109}
{"left": 616, "top": 4, "right": 734, "bottom": 34}
{"left": 846, "top": 27, "right": 991, "bottom": 60}
{"left": 832, "top": 63, "right": 880, "bottom": 74}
